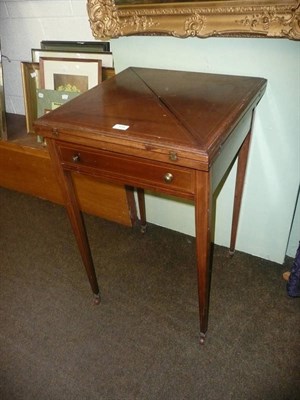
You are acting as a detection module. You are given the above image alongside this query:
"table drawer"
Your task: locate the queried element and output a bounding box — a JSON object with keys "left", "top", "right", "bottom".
{"left": 58, "top": 145, "right": 195, "bottom": 196}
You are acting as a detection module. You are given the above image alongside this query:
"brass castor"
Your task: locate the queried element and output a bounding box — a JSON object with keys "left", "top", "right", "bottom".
{"left": 140, "top": 224, "right": 147, "bottom": 234}
{"left": 93, "top": 293, "right": 101, "bottom": 305}
{"left": 199, "top": 333, "right": 206, "bottom": 345}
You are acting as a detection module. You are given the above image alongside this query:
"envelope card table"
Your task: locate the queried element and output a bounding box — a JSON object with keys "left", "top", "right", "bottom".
{"left": 35, "top": 67, "right": 267, "bottom": 344}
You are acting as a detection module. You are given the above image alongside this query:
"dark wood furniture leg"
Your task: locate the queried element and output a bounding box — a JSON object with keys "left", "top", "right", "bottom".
{"left": 229, "top": 115, "right": 254, "bottom": 255}
{"left": 137, "top": 188, "right": 147, "bottom": 233}
{"left": 48, "top": 139, "right": 100, "bottom": 304}
{"left": 125, "top": 185, "right": 138, "bottom": 226}
{"left": 195, "top": 171, "right": 213, "bottom": 344}
{"left": 125, "top": 186, "right": 147, "bottom": 232}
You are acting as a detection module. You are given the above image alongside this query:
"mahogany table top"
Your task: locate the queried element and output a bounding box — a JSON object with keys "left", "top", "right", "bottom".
{"left": 35, "top": 67, "right": 267, "bottom": 170}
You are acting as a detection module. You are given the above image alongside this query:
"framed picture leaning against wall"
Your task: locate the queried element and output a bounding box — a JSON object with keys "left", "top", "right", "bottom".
{"left": 0, "top": 40, "right": 7, "bottom": 140}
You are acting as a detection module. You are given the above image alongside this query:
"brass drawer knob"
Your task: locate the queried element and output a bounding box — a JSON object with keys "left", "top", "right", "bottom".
{"left": 164, "top": 172, "right": 174, "bottom": 183}
{"left": 72, "top": 154, "right": 80, "bottom": 163}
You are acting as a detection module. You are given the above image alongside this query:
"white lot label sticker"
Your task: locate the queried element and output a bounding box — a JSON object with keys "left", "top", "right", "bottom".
{"left": 112, "top": 124, "right": 129, "bottom": 131}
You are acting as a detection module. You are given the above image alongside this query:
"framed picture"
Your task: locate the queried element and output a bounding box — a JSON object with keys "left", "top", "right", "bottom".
{"left": 32, "top": 49, "right": 114, "bottom": 68}
{"left": 39, "top": 57, "right": 102, "bottom": 92}
{"left": 21, "top": 62, "right": 40, "bottom": 134}
{"left": 36, "top": 88, "right": 81, "bottom": 145}
{"left": 40, "top": 40, "right": 110, "bottom": 53}
{"left": 0, "top": 40, "right": 7, "bottom": 140}
{"left": 37, "top": 89, "right": 80, "bottom": 117}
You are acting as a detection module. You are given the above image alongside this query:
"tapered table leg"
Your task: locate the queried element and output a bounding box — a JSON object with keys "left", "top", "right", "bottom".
{"left": 125, "top": 185, "right": 138, "bottom": 226}
{"left": 64, "top": 171, "right": 100, "bottom": 303}
{"left": 195, "top": 171, "right": 213, "bottom": 344}
{"left": 137, "top": 188, "right": 147, "bottom": 233}
{"left": 48, "top": 139, "right": 100, "bottom": 304}
{"left": 229, "top": 128, "right": 252, "bottom": 255}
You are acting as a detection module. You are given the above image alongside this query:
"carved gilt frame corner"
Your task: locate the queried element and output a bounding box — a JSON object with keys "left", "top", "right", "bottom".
{"left": 87, "top": 0, "right": 300, "bottom": 40}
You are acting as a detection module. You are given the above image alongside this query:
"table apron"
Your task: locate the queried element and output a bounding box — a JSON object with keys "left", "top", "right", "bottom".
{"left": 57, "top": 144, "right": 197, "bottom": 200}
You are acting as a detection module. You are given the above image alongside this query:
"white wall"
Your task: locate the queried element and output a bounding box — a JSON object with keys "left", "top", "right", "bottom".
{"left": 0, "top": 0, "right": 299, "bottom": 263}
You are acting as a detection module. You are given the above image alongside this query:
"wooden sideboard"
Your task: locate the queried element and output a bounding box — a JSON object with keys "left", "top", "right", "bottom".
{"left": 0, "top": 113, "right": 132, "bottom": 226}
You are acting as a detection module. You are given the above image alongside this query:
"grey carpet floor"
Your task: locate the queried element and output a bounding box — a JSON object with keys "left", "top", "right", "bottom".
{"left": 0, "top": 187, "right": 299, "bottom": 400}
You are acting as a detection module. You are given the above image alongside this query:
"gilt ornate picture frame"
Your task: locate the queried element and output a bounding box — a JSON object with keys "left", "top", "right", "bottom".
{"left": 87, "top": 0, "right": 300, "bottom": 40}
{"left": 21, "top": 62, "right": 40, "bottom": 134}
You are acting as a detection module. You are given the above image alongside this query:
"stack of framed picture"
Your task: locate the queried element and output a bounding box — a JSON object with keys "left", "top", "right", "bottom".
{"left": 0, "top": 39, "right": 7, "bottom": 140}
{"left": 21, "top": 41, "right": 114, "bottom": 138}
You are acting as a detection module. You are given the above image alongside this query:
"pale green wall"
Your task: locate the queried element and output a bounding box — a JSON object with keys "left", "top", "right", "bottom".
{"left": 111, "top": 37, "right": 300, "bottom": 263}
